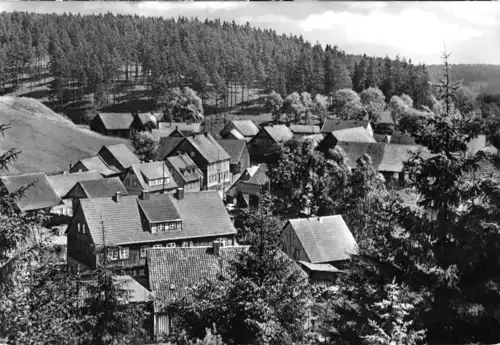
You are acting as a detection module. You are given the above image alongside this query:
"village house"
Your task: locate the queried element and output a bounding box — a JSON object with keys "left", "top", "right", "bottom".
{"left": 320, "top": 118, "right": 374, "bottom": 137}
{"left": 157, "top": 137, "right": 185, "bottom": 160}
{"left": 151, "top": 128, "right": 185, "bottom": 139}
{"left": 96, "top": 143, "right": 141, "bottom": 174}
{"left": 158, "top": 122, "right": 201, "bottom": 136}
{"left": 69, "top": 156, "right": 120, "bottom": 177}
{"left": 122, "top": 161, "right": 178, "bottom": 195}
{"left": 165, "top": 154, "right": 203, "bottom": 192}
{"left": 248, "top": 124, "right": 294, "bottom": 164}
{"left": 216, "top": 139, "right": 251, "bottom": 182}
{"left": 90, "top": 112, "right": 134, "bottom": 138}
{"left": 289, "top": 124, "right": 321, "bottom": 137}
{"left": 147, "top": 244, "right": 308, "bottom": 339}
{"left": 165, "top": 133, "right": 231, "bottom": 191}
{"left": 66, "top": 177, "right": 128, "bottom": 202}
{"left": 0, "top": 172, "right": 62, "bottom": 215}
{"left": 130, "top": 111, "right": 158, "bottom": 133}
{"left": 317, "top": 127, "right": 377, "bottom": 154}
{"left": 281, "top": 215, "right": 358, "bottom": 282}
{"left": 226, "top": 164, "right": 270, "bottom": 209}
{"left": 46, "top": 170, "right": 103, "bottom": 220}
{"left": 219, "top": 120, "right": 260, "bottom": 141}
{"left": 66, "top": 189, "right": 238, "bottom": 276}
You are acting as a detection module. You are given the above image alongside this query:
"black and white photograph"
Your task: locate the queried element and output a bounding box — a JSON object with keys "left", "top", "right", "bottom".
{"left": 1, "top": 1, "right": 500, "bottom": 344}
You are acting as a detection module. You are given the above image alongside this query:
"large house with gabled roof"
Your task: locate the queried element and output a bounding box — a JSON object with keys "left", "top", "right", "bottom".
{"left": 164, "top": 133, "right": 231, "bottom": 191}
{"left": 281, "top": 215, "right": 358, "bottom": 282}
{"left": 216, "top": 139, "right": 251, "bottom": 181}
{"left": 219, "top": 120, "right": 260, "bottom": 141}
{"left": 97, "top": 143, "right": 141, "bottom": 173}
{"left": 321, "top": 118, "right": 374, "bottom": 137}
{"left": 66, "top": 177, "right": 128, "bottom": 200}
{"left": 122, "top": 161, "right": 178, "bottom": 195}
{"left": 90, "top": 112, "right": 134, "bottom": 138}
{"left": 66, "top": 189, "right": 238, "bottom": 276}
{"left": 70, "top": 156, "right": 120, "bottom": 177}
{"left": 248, "top": 124, "right": 294, "bottom": 164}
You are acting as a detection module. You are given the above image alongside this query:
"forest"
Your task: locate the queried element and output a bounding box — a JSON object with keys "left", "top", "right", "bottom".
{"left": 0, "top": 11, "right": 433, "bottom": 121}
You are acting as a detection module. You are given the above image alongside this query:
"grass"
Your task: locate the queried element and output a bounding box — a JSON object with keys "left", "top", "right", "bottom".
{"left": 0, "top": 96, "right": 131, "bottom": 176}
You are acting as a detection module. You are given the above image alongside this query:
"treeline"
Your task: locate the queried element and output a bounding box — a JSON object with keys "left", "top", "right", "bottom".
{"left": 427, "top": 63, "right": 500, "bottom": 94}
{"left": 0, "top": 11, "right": 432, "bottom": 112}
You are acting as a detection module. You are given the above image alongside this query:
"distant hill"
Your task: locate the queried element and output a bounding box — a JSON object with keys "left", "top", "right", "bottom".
{"left": 0, "top": 96, "right": 130, "bottom": 176}
{"left": 427, "top": 64, "right": 500, "bottom": 94}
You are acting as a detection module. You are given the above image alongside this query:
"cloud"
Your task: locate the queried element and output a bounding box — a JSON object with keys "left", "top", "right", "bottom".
{"left": 135, "top": 1, "right": 247, "bottom": 16}
{"left": 299, "top": 7, "right": 482, "bottom": 56}
{"left": 439, "top": 2, "right": 500, "bottom": 27}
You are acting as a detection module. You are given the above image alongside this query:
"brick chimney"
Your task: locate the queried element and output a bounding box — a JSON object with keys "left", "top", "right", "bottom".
{"left": 113, "top": 191, "right": 121, "bottom": 203}
{"left": 140, "top": 190, "right": 150, "bottom": 200}
{"left": 176, "top": 187, "right": 184, "bottom": 200}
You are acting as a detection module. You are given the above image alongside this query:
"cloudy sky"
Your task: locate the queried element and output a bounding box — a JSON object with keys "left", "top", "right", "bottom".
{"left": 1, "top": 1, "right": 499, "bottom": 65}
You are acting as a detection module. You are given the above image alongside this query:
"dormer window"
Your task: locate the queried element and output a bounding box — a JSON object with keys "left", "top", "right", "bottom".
{"left": 149, "top": 221, "right": 182, "bottom": 233}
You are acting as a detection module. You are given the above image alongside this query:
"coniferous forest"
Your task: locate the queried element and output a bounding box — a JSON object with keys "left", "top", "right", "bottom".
{"left": 0, "top": 11, "right": 433, "bottom": 118}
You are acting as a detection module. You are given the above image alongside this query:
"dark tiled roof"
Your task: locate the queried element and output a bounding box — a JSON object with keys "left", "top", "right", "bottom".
{"left": 216, "top": 139, "right": 247, "bottom": 164}
{"left": 263, "top": 125, "right": 294, "bottom": 143}
{"left": 185, "top": 134, "right": 231, "bottom": 163}
{"left": 77, "top": 177, "right": 128, "bottom": 198}
{"left": 1, "top": 173, "right": 61, "bottom": 211}
{"left": 97, "top": 113, "right": 134, "bottom": 130}
{"left": 287, "top": 215, "right": 357, "bottom": 264}
{"left": 151, "top": 129, "right": 183, "bottom": 139}
{"left": 46, "top": 171, "right": 103, "bottom": 197}
{"left": 289, "top": 125, "right": 320, "bottom": 134}
{"left": 332, "top": 128, "right": 377, "bottom": 144}
{"left": 147, "top": 246, "right": 250, "bottom": 308}
{"left": 166, "top": 154, "right": 203, "bottom": 183}
{"left": 128, "top": 162, "right": 178, "bottom": 192}
{"left": 138, "top": 196, "right": 182, "bottom": 223}
{"left": 246, "top": 163, "right": 269, "bottom": 186}
{"left": 80, "top": 191, "right": 236, "bottom": 246}
{"left": 220, "top": 120, "right": 259, "bottom": 138}
{"left": 100, "top": 144, "right": 141, "bottom": 169}
{"left": 158, "top": 137, "right": 184, "bottom": 159}
{"left": 227, "top": 128, "right": 246, "bottom": 140}
{"left": 389, "top": 131, "right": 416, "bottom": 145}
{"left": 320, "top": 119, "right": 370, "bottom": 133}
{"left": 76, "top": 156, "right": 118, "bottom": 176}
{"left": 136, "top": 113, "right": 157, "bottom": 127}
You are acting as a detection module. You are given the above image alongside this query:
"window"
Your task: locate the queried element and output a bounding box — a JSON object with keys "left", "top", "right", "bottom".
{"left": 125, "top": 179, "right": 130, "bottom": 186}
{"left": 108, "top": 249, "right": 119, "bottom": 261}
{"left": 165, "top": 243, "right": 175, "bottom": 248}
{"left": 67, "top": 208, "right": 73, "bottom": 217}
{"left": 182, "top": 241, "right": 193, "bottom": 247}
{"left": 217, "top": 238, "right": 228, "bottom": 245}
{"left": 158, "top": 223, "right": 165, "bottom": 232}
{"left": 153, "top": 244, "right": 162, "bottom": 249}
{"left": 151, "top": 224, "right": 158, "bottom": 233}
{"left": 293, "top": 247, "right": 300, "bottom": 260}
{"left": 140, "top": 246, "right": 150, "bottom": 258}
{"left": 119, "top": 247, "right": 129, "bottom": 259}
{"left": 282, "top": 243, "right": 287, "bottom": 253}
{"left": 132, "top": 180, "right": 138, "bottom": 187}
{"left": 77, "top": 223, "right": 81, "bottom": 233}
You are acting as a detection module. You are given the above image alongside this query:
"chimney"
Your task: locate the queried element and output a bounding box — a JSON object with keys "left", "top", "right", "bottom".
{"left": 176, "top": 187, "right": 184, "bottom": 200}
{"left": 69, "top": 161, "right": 73, "bottom": 170}
{"left": 140, "top": 190, "right": 150, "bottom": 200}
{"left": 213, "top": 240, "right": 222, "bottom": 256}
{"left": 113, "top": 191, "right": 121, "bottom": 203}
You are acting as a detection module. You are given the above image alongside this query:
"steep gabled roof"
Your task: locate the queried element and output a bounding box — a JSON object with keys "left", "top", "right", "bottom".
{"left": 320, "top": 119, "right": 370, "bottom": 133}
{"left": 166, "top": 154, "right": 203, "bottom": 183}
{"left": 80, "top": 191, "right": 236, "bottom": 246}
{"left": 185, "top": 134, "right": 231, "bottom": 163}
{"left": 287, "top": 215, "right": 357, "bottom": 264}
{"left": 79, "top": 275, "right": 153, "bottom": 304}
{"left": 262, "top": 125, "right": 294, "bottom": 143}
{"left": 158, "top": 122, "right": 201, "bottom": 134}
{"left": 0, "top": 172, "right": 62, "bottom": 211}
{"left": 226, "top": 128, "right": 246, "bottom": 140}
{"left": 220, "top": 120, "right": 259, "bottom": 138}
{"left": 289, "top": 124, "right": 320, "bottom": 135}
{"left": 151, "top": 128, "right": 184, "bottom": 139}
{"left": 216, "top": 139, "right": 247, "bottom": 164}
{"left": 46, "top": 170, "right": 103, "bottom": 198}
{"left": 76, "top": 177, "right": 128, "bottom": 198}
{"left": 138, "top": 196, "right": 181, "bottom": 223}
{"left": 96, "top": 113, "right": 134, "bottom": 130}
{"left": 158, "top": 137, "right": 185, "bottom": 159}
{"left": 99, "top": 143, "right": 141, "bottom": 170}
{"left": 245, "top": 163, "right": 269, "bottom": 186}
{"left": 136, "top": 113, "right": 157, "bottom": 127}
{"left": 147, "top": 246, "right": 250, "bottom": 307}
{"left": 76, "top": 156, "right": 118, "bottom": 176}
{"left": 128, "top": 162, "right": 178, "bottom": 192}
{"left": 331, "top": 127, "right": 377, "bottom": 144}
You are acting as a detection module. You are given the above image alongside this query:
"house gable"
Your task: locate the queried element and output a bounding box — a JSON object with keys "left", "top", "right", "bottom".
{"left": 281, "top": 222, "right": 310, "bottom": 262}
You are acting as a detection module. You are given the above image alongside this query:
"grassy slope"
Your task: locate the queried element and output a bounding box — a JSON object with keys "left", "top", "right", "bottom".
{"left": 0, "top": 96, "right": 130, "bottom": 176}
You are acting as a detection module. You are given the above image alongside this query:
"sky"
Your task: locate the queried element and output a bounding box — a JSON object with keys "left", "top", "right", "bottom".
{"left": 1, "top": 1, "right": 499, "bottom": 65}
